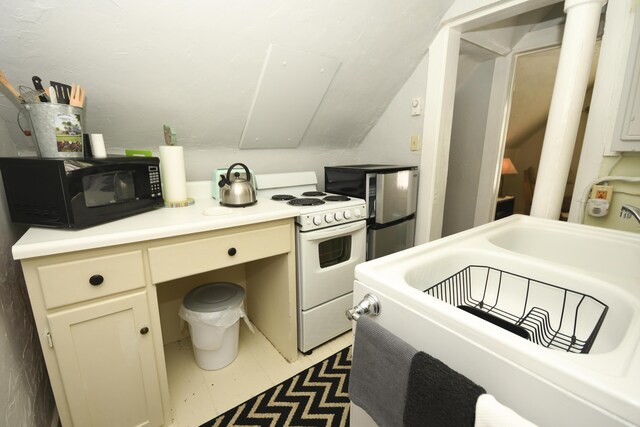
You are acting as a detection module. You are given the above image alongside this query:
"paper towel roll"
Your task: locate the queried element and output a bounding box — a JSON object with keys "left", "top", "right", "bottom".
{"left": 89, "top": 134, "right": 107, "bottom": 158}
{"left": 159, "top": 145, "right": 187, "bottom": 203}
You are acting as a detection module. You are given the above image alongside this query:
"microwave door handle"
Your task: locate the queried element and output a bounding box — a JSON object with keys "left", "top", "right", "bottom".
{"left": 304, "top": 221, "right": 365, "bottom": 241}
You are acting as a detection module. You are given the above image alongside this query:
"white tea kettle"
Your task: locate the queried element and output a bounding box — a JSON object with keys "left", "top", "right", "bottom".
{"left": 218, "top": 163, "right": 257, "bottom": 207}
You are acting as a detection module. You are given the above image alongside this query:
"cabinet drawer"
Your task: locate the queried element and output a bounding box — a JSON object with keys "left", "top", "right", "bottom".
{"left": 38, "top": 251, "right": 146, "bottom": 309}
{"left": 148, "top": 223, "right": 291, "bottom": 283}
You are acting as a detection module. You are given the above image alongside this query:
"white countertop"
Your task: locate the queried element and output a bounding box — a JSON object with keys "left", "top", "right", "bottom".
{"left": 12, "top": 182, "right": 299, "bottom": 260}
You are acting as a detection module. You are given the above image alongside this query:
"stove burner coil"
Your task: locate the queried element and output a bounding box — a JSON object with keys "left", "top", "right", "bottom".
{"left": 301, "top": 191, "right": 326, "bottom": 197}
{"left": 271, "top": 194, "right": 296, "bottom": 201}
{"left": 288, "top": 198, "right": 325, "bottom": 206}
{"left": 324, "top": 195, "right": 350, "bottom": 202}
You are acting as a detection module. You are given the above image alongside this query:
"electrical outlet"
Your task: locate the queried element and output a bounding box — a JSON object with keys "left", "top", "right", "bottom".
{"left": 410, "top": 135, "right": 421, "bottom": 151}
{"left": 590, "top": 185, "right": 613, "bottom": 202}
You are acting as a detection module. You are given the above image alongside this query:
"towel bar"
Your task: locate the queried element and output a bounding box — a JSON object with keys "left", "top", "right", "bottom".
{"left": 346, "top": 294, "right": 380, "bottom": 321}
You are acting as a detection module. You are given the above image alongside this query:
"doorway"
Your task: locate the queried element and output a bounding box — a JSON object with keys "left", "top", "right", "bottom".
{"left": 502, "top": 43, "right": 600, "bottom": 220}
{"left": 439, "top": 5, "right": 602, "bottom": 238}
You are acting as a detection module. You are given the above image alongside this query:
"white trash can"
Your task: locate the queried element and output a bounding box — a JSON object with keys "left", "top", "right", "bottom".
{"left": 179, "top": 282, "right": 246, "bottom": 370}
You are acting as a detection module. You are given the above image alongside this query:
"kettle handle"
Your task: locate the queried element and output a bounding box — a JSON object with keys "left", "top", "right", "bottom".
{"left": 219, "top": 163, "right": 251, "bottom": 188}
{"left": 225, "top": 163, "right": 251, "bottom": 183}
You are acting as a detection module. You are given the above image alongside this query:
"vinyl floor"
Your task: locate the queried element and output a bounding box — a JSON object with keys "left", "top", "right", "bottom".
{"left": 165, "top": 323, "right": 353, "bottom": 427}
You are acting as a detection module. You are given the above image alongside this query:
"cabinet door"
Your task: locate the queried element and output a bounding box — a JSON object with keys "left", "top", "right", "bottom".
{"left": 48, "top": 292, "right": 163, "bottom": 427}
{"left": 612, "top": 11, "right": 640, "bottom": 151}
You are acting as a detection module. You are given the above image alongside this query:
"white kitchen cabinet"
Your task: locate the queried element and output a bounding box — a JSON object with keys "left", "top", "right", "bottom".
{"left": 20, "top": 244, "right": 168, "bottom": 427}
{"left": 47, "top": 291, "right": 163, "bottom": 427}
{"left": 17, "top": 217, "right": 297, "bottom": 427}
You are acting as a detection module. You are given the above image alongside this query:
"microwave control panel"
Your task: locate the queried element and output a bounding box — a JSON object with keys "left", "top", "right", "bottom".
{"left": 148, "top": 166, "right": 162, "bottom": 197}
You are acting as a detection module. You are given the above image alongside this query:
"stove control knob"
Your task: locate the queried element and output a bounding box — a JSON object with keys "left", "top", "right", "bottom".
{"left": 313, "top": 216, "right": 322, "bottom": 226}
{"left": 354, "top": 209, "right": 362, "bottom": 218}
{"left": 343, "top": 210, "right": 352, "bottom": 220}
{"left": 334, "top": 212, "right": 343, "bottom": 221}
{"left": 324, "top": 214, "right": 334, "bottom": 223}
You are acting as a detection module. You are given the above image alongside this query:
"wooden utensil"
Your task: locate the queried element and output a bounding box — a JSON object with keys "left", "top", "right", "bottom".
{"left": 0, "top": 69, "right": 24, "bottom": 103}
{"left": 69, "top": 84, "right": 85, "bottom": 108}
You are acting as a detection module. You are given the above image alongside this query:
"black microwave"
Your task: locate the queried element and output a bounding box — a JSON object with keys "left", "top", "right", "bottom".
{"left": 0, "top": 156, "right": 164, "bottom": 229}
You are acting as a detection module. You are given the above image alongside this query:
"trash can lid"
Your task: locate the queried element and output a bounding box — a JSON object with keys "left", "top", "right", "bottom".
{"left": 183, "top": 282, "right": 245, "bottom": 312}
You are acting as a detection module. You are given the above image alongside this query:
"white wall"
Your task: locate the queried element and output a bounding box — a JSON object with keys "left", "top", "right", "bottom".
{"left": 0, "top": 0, "right": 453, "bottom": 157}
{"left": 184, "top": 146, "right": 359, "bottom": 188}
{"left": 442, "top": 58, "right": 496, "bottom": 236}
{"left": 185, "top": 46, "right": 432, "bottom": 187}
{"left": 353, "top": 54, "right": 429, "bottom": 168}
{"left": 0, "top": 0, "right": 459, "bottom": 193}
{"left": 0, "top": 119, "right": 55, "bottom": 426}
{"left": 582, "top": 156, "right": 640, "bottom": 232}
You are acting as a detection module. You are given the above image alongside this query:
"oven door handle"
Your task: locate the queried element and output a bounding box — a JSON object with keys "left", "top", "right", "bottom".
{"left": 303, "top": 220, "right": 365, "bottom": 240}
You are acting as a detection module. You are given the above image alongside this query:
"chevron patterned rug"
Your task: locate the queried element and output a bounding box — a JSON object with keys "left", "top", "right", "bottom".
{"left": 200, "top": 346, "right": 352, "bottom": 427}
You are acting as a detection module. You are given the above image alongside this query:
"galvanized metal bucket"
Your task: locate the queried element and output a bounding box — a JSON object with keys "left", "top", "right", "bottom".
{"left": 22, "top": 103, "right": 84, "bottom": 158}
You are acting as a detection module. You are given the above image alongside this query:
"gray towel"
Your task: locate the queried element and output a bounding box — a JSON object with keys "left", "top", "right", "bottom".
{"left": 403, "top": 351, "right": 486, "bottom": 427}
{"left": 349, "top": 316, "right": 417, "bottom": 427}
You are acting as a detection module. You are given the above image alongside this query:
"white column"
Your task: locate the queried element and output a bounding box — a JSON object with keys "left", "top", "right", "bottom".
{"left": 530, "top": 0, "right": 606, "bottom": 219}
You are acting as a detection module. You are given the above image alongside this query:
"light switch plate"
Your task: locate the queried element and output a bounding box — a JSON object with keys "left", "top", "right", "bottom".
{"left": 411, "top": 97, "right": 423, "bottom": 116}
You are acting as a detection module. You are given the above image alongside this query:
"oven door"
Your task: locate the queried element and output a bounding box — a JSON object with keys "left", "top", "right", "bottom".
{"left": 297, "top": 220, "right": 366, "bottom": 310}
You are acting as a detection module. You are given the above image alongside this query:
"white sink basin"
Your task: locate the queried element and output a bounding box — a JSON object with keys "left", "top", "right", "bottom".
{"left": 354, "top": 215, "right": 640, "bottom": 425}
{"left": 486, "top": 221, "right": 640, "bottom": 287}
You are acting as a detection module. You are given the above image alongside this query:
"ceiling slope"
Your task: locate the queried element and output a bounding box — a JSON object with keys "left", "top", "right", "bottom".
{"left": 0, "top": 0, "right": 454, "bottom": 153}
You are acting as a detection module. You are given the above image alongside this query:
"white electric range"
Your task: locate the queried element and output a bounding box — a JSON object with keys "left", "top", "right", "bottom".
{"left": 255, "top": 171, "right": 366, "bottom": 353}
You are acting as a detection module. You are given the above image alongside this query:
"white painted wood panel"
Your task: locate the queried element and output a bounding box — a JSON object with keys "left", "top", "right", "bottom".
{"left": 239, "top": 44, "right": 341, "bottom": 149}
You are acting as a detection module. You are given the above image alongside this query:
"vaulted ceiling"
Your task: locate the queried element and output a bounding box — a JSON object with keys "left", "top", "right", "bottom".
{"left": 0, "top": 0, "right": 454, "bottom": 153}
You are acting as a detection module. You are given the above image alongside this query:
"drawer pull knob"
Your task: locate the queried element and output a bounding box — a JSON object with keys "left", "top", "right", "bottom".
{"left": 140, "top": 327, "right": 149, "bottom": 335}
{"left": 89, "top": 274, "right": 104, "bottom": 286}
{"left": 228, "top": 247, "right": 237, "bottom": 256}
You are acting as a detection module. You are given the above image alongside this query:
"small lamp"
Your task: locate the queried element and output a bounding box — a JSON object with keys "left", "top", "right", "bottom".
{"left": 501, "top": 158, "right": 518, "bottom": 175}
{"left": 499, "top": 158, "right": 518, "bottom": 197}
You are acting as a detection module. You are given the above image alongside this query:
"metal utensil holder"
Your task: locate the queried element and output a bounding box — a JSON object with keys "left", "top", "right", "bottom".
{"left": 424, "top": 265, "right": 608, "bottom": 354}
{"left": 19, "top": 102, "right": 84, "bottom": 158}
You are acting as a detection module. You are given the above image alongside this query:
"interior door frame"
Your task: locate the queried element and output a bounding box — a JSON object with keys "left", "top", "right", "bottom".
{"left": 414, "top": 0, "right": 561, "bottom": 244}
{"left": 473, "top": 22, "right": 566, "bottom": 227}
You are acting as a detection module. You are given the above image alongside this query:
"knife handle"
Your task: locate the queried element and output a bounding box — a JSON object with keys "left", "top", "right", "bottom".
{"left": 32, "top": 76, "right": 49, "bottom": 102}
